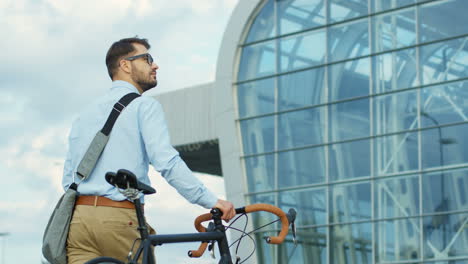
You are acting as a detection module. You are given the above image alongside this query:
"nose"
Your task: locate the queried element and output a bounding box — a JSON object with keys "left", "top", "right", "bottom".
{"left": 152, "top": 62, "right": 159, "bottom": 70}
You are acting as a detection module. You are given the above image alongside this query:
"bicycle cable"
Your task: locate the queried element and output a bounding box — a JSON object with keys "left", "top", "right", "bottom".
{"left": 228, "top": 213, "right": 249, "bottom": 255}
{"left": 225, "top": 213, "right": 284, "bottom": 264}
{"left": 127, "top": 238, "right": 141, "bottom": 261}
{"left": 286, "top": 242, "right": 298, "bottom": 264}
{"left": 226, "top": 226, "right": 257, "bottom": 264}
{"left": 225, "top": 213, "right": 256, "bottom": 264}
{"left": 228, "top": 218, "right": 281, "bottom": 246}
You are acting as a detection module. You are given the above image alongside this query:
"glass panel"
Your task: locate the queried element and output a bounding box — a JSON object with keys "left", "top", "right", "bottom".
{"left": 419, "top": 0, "right": 468, "bottom": 43}
{"left": 420, "top": 37, "right": 468, "bottom": 85}
{"left": 376, "top": 218, "right": 421, "bottom": 262}
{"left": 372, "top": 48, "right": 418, "bottom": 94}
{"left": 372, "top": 7, "right": 416, "bottom": 53}
{"left": 423, "top": 213, "right": 468, "bottom": 260}
{"left": 329, "top": 98, "right": 370, "bottom": 141}
{"left": 372, "top": 0, "right": 415, "bottom": 12}
{"left": 278, "top": 67, "right": 326, "bottom": 110}
{"left": 279, "top": 29, "right": 326, "bottom": 72}
{"left": 330, "top": 182, "right": 371, "bottom": 223}
{"left": 329, "top": 139, "right": 370, "bottom": 181}
{"left": 329, "top": 0, "right": 368, "bottom": 23}
{"left": 255, "top": 231, "right": 275, "bottom": 264}
{"left": 421, "top": 123, "right": 468, "bottom": 169}
{"left": 240, "top": 116, "right": 275, "bottom": 155}
{"left": 278, "top": 228, "right": 327, "bottom": 264}
{"left": 329, "top": 57, "right": 370, "bottom": 101}
{"left": 279, "top": 188, "right": 326, "bottom": 226}
{"left": 375, "top": 175, "right": 420, "bottom": 219}
{"left": 277, "top": 0, "right": 326, "bottom": 35}
{"left": 257, "top": 228, "right": 328, "bottom": 264}
{"left": 422, "top": 168, "right": 468, "bottom": 214}
{"left": 245, "top": 0, "right": 275, "bottom": 43}
{"left": 330, "top": 222, "right": 372, "bottom": 264}
{"left": 328, "top": 18, "right": 370, "bottom": 63}
{"left": 373, "top": 90, "right": 418, "bottom": 135}
{"left": 420, "top": 80, "right": 468, "bottom": 128}
{"left": 278, "top": 106, "right": 326, "bottom": 149}
{"left": 278, "top": 147, "right": 326, "bottom": 188}
{"left": 238, "top": 77, "right": 275, "bottom": 118}
{"left": 245, "top": 154, "right": 275, "bottom": 192}
{"left": 238, "top": 41, "right": 276, "bottom": 81}
{"left": 375, "top": 131, "right": 419, "bottom": 175}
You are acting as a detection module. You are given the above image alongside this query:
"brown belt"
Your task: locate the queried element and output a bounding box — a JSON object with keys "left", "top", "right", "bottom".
{"left": 76, "top": 195, "right": 142, "bottom": 210}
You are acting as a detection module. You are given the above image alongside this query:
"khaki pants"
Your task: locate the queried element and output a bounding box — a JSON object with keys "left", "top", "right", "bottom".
{"left": 67, "top": 205, "right": 156, "bottom": 264}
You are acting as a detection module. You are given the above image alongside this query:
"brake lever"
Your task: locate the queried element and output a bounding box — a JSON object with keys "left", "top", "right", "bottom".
{"left": 291, "top": 222, "right": 297, "bottom": 246}
{"left": 209, "top": 241, "right": 216, "bottom": 259}
{"left": 205, "top": 222, "right": 216, "bottom": 259}
{"left": 287, "top": 208, "right": 297, "bottom": 246}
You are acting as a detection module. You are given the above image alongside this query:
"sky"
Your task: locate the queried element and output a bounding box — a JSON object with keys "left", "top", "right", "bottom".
{"left": 0, "top": 0, "right": 239, "bottom": 263}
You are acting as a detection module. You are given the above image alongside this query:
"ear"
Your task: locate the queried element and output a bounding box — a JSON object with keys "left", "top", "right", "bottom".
{"left": 119, "top": 59, "right": 132, "bottom": 74}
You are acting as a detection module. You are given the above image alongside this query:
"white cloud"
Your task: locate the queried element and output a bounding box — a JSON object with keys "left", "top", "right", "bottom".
{"left": 224, "top": 0, "right": 239, "bottom": 10}
{"left": 0, "top": 94, "right": 27, "bottom": 122}
{"left": 134, "top": 0, "right": 155, "bottom": 17}
{"left": 0, "top": 123, "right": 68, "bottom": 193}
{"left": 45, "top": 0, "right": 132, "bottom": 24}
{"left": 0, "top": 0, "right": 240, "bottom": 263}
{"left": 189, "top": 0, "right": 216, "bottom": 14}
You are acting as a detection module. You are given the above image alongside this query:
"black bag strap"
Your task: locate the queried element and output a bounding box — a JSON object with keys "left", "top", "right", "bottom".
{"left": 101, "top": 93, "right": 140, "bottom": 136}
{"left": 75, "top": 93, "right": 140, "bottom": 182}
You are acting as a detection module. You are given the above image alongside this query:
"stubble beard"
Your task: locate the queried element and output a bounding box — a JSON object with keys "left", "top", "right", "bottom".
{"left": 132, "top": 69, "right": 157, "bottom": 92}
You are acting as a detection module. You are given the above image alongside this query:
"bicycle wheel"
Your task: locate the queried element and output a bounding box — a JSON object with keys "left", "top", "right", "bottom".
{"left": 84, "top": 256, "right": 125, "bottom": 264}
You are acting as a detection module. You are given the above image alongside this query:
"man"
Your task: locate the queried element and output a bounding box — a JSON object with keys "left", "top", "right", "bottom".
{"left": 62, "top": 37, "right": 235, "bottom": 263}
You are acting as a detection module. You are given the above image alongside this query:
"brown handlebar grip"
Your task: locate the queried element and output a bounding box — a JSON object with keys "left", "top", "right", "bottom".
{"left": 244, "top": 203, "right": 289, "bottom": 244}
{"left": 194, "top": 213, "right": 211, "bottom": 232}
{"left": 188, "top": 213, "right": 211, "bottom": 258}
{"left": 188, "top": 242, "right": 208, "bottom": 258}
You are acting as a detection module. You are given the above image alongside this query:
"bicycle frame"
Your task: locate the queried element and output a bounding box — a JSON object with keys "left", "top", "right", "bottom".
{"left": 128, "top": 199, "right": 233, "bottom": 264}
{"left": 85, "top": 170, "right": 295, "bottom": 264}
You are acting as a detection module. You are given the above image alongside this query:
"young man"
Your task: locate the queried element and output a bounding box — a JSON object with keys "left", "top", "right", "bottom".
{"left": 63, "top": 37, "right": 235, "bottom": 263}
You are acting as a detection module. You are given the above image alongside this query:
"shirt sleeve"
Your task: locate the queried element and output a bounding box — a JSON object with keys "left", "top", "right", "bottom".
{"left": 138, "top": 98, "right": 218, "bottom": 209}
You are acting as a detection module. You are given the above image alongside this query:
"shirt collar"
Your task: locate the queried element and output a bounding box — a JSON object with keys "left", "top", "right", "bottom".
{"left": 111, "top": 80, "right": 141, "bottom": 94}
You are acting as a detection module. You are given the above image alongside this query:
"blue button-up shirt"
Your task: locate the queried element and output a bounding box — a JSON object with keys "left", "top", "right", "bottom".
{"left": 62, "top": 80, "right": 218, "bottom": 208}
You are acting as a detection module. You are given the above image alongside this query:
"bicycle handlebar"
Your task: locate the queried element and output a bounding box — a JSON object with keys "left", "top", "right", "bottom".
{"left": 188, "top": 203, "right": 292, "bottom": 258}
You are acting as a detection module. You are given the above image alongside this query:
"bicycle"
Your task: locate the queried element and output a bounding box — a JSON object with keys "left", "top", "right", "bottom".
{"left": 84, "top": 169, "right": 297, "bottom": 264}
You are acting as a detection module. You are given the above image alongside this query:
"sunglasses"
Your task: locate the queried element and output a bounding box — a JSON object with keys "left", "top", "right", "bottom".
{"left": 124, "top": 53, "right": 154, "bottom": 65}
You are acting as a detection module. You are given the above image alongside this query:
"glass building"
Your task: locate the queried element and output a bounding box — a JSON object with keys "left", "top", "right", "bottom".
{"left": 233, "top": 0, "right": 468, "bottom": 263}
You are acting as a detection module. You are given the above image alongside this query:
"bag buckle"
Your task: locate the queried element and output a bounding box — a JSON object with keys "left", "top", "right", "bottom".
{"left": 113, "top": 102, "right": 125, "bottom": 112}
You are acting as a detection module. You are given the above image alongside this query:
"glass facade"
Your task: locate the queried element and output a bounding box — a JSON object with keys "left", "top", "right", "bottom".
{"left": 236, "top": 0, "right": 468, "bottom": 263}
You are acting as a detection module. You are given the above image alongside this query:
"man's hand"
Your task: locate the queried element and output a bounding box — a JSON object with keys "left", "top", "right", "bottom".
{"left": 213, "top": 199, "right": 236, "bottom": 222}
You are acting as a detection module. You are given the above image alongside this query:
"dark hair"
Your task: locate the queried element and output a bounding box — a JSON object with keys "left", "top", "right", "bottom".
{"left": 105, "top": 37, "right": 151, "bottom": 79}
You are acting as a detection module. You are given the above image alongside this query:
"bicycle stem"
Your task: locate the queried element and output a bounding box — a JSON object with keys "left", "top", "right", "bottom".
{"left": 211, "top": 208, "right": 233, "bottom": 264}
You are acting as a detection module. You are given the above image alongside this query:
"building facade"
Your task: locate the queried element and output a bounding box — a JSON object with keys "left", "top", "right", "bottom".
{"left": 157, "top": 0, "right": 468, "bottom": 263}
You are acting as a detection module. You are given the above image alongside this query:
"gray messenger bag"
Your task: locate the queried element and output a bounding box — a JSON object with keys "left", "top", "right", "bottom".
{"left": 42, "top": 93, "right": 140, "bottom": 264}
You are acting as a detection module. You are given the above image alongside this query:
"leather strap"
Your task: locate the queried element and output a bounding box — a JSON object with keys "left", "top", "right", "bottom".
{"left": 75, "top": 195, "right": 143, "bottom": 210}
